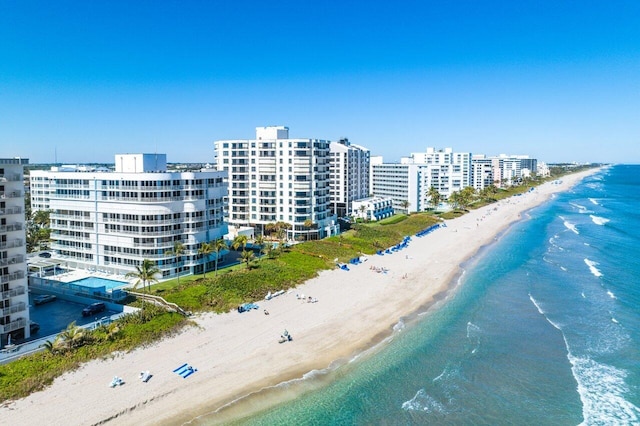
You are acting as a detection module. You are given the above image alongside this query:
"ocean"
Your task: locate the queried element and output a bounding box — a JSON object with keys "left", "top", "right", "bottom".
{"left": 196, "top": 165, "right": 640, "bottom": 426}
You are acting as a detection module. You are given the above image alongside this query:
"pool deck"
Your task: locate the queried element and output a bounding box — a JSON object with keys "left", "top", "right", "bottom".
{"left": 51, "top": 269, "right": 131, "bottom": 287}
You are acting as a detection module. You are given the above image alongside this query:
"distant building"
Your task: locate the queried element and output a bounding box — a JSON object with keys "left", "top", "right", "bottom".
{"left": 372, "top": 148, "right": 471, "bottom": 213}
{"left": 214, "top": 126, "right": 339, "bottom": 241}
{"left": 471, "top": 154, "right": 538, "bottom": 188}
{"left": 329, "top": 138, "right": 370, "bottom": 217}
{"left": 30, "top": 154, "right": 228, "bottom": 278}
{"left": 1, "top": 157, "right": 30, "bottom": 346}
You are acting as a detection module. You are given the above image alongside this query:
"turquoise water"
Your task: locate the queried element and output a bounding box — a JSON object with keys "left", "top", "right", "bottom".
{"left": 197, "top": 165, "right": 640, "bottom": 425}
{"left": 69, "top": 277, "right": 127, "bottom": 290}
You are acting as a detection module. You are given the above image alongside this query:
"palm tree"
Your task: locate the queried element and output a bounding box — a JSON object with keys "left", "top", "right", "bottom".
{"left": 59, "top": 322, "right": 85, "bottom": 351}
{"left": 232, "top": 235, "right": 248, "bottom": 252}
{"left": 400, "top": 200, "right": 410, "bottom": 214}
{"left": 198, "top": 242, "right": 213, "bottom": 278}
{"left": 165, "top": 241, "right": 185, "bottom": 285}
{"left": 125, "top": 259, "right": 161, "bottom": 294}
{"left": 427, "top": 186, "right": 441, "bottom": 211}
{"left": 240, "top": 249, "right": 255, "bottom": 268}
{"left": 448, "top": 191, "right": 462, "bottom": 210}
{"left": 213, "top": 239, "right": 228, "bottom": 276}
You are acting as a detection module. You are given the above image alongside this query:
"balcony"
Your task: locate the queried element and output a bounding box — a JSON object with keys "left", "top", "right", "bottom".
{"left": 0, "top": 191, "right": 22, "bottom": 199}
{"left": 0, "top": 174, "right": 21, "bottom": 182}
{"left": 1, "top": 285, "right": 26, "bottom": 301}
{"left": 0, "top": 317, "right": 27, "bottom": 334}
{"left": 0, "top": 239, "right": 23, "bottom": 250}
{"left": 0, "top": 255, "right": 23, "bottom": 267}
{"left": 0, "top": 223, "right": 23, "bottom": 233}
{"left": 0, "top": 206, "right": 23, "bottom": 216}
{"left": 1, "top": 302, "right": 26, "bottom": 316}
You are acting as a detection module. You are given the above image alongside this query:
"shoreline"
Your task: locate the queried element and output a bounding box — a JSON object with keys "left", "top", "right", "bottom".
{"left": 0, "top": 169, "right": 602, "bottom": 425}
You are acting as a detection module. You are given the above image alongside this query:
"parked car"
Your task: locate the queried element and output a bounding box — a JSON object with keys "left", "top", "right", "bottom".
{"left": 33, "top": 294, "right": 57, "bottom": 305}
{"left": 38, "top": 252, "right": 52, "bottom": 258}
{"left": 82, "top": 302, "right": 106, "bottom": 317}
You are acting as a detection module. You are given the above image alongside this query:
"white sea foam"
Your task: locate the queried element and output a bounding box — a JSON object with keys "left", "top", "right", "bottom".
{"left": 570, "top": 355, "right": 640, "bottom": 425}
{"left": 611, "top": 317, "right": 619, "bottom": 324}
{"left": 589, "top": 198, "right": 600, "bottom": 206}
{"left": 560, "top": 266, "right": 567, "bottom": 272}
{"left": 529, "top": 294, "right": 545, "bottom": 315}
{"left": 584, "top": 258, "right": 603, "bottom": 277}
{"left": 570, "top": 202, "right": 591, "bottom": 213}
{"left": 607, "top": 290, "right": 616, "bottom": 300}
{"left": 559, "top": 215, "right": 580, "bottom": 234}
{"left": 401, "top": 388, "right": 447, "bottom": 413}
{"left": 466, "top": 322, "right": 481, "bottom": 354}
{"left": 590, "top": 215, "right": 610, "bottom": 226}
{"left": 531, "top": 297, "right": 640, "bottom": 424}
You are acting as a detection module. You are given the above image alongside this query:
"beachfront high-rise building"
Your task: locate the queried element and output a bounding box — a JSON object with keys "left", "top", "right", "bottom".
{"left": 1, "top": 158, "right": 31, "bottom": 346}
{"left": 403, "top": 147, "right": 472, "bottom": 198}
{"left": 29, "top": 154, "right": 228, "bottom": 278}
{"left": 471, "top": 154, "right": 538, "bottom": 189}
{"left": 328, "top": 138, "right": 370, "bottom": 217}
{"left": 214, "top": 126, "right": 339, "bottom": 240}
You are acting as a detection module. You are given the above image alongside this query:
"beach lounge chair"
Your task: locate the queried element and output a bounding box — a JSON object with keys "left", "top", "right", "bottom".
{"left": 173, "top": 363, "right": 197, "bottom": 379}
{"left": 140, "top": 370, "right": 152, "bottom": 382}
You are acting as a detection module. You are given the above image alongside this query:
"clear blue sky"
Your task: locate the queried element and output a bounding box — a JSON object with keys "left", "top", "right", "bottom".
{"left": 1, "top": 1, "right": 638, "bottom": 164}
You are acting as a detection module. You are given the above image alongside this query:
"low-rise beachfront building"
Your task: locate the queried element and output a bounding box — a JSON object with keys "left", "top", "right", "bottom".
{"left": 329, "top": 138, "right": 370, "bottom": 218}
{"left": 1, "top": 157, "right": 31, "bottom": 346}
{"left": 351, "top": 196, "right": 394, "bottom": 221}
{"left": 214, "top": 126, "right": 339, "bottom": 241}
{"left": 30, "top": 154, "right": 228, "bottom": 279}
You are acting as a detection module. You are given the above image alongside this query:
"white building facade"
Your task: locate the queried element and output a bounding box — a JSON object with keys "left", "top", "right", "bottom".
{"left": 1, "top": 158, "right": 30, "bottom": 345}
{"left": 371, "top": 163, "right": 424, "bottom": 214}
{"left": 30, "top": 154, "right": 228, "bottom": 278}
{"left": 215, "top": 126, "right": 339, "bottom": 241}
{"left": 351, "top": 196, "right": 394, "bottom": 221}
{"left": 329, "top": 138, "right": 370, "bottom": 217}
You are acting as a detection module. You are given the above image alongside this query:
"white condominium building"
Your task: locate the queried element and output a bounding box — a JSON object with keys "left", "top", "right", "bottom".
{"left": 329, "top": 138, "right": 370, "bottom": 217}
{"left": 472, "top": 154, "right": 537, "bottom": 188}
{"left": 1, "top": 158, "right": 30, "bottom": 345}
{"left": 30, "top": 154, "right": 228, "bottom": 278}
{"left": 371, "top": 163, "right": 424, "bottom": 214}
{"left": 372, "top": 148, "right": 472, "bottom": 213}
{"left": 403, "top": 147, "right": 472, "bottom": 198}
{"left": 214, "top": 126, "right": 338, "bottom": 241}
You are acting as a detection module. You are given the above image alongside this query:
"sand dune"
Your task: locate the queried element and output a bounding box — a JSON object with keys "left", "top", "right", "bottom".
{"left": 0, "top": 169, "right": 599, "bottom": 425}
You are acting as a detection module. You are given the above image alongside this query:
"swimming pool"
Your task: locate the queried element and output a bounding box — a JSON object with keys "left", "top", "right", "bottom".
{"left": 68, "top": 277, "right": 128, "bottom": 290}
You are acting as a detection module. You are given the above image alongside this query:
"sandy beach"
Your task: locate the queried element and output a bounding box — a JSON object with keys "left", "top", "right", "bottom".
{"left": 0, "top": 169, "right": 599, "bottom": 425}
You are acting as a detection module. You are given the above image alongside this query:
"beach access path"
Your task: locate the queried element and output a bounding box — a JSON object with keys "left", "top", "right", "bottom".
{"left": 0, "top": 169, "right": 600, "bottom": 425}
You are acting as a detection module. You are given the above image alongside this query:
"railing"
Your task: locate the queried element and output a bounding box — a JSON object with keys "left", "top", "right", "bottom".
{"left": 0, "top": 255, "right": 24, "bottom": 267}
{"left": 0, "top": 191, "right": 22, "bottom": 198}
{"left": 0, "top": 174, "right": 22, "bottom": 182}
{"left": 1, "top": 286, "right": 26, "bottom": 301}
{"left": 0, "top": 223, "right": 23, "bottom": 232}
{"left": 1, "top": 302, "right": 26, "bottom": 317}
{"left": 0, "top": 317, "right": 27, "bottom": 333}
{"left": 0, "top": 207, "right": 23, "bottom": 215}
{"left": 0, "top": 239, "right": 23, "bottom": 250}
{"left": 1, "top": 271, "right": 26, "bottom": 284}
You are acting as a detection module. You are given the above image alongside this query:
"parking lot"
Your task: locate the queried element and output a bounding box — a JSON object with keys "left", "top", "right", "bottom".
{"left": 25, "top": 294, "right": 118, "bottom": 343}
